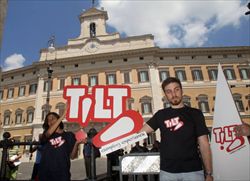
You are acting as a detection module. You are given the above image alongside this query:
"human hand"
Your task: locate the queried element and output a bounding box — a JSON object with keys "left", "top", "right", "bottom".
{"left": 205, "top": 175, "right": 213, "bottom": 181}
{"left": 76, "top": 138, "right": 87, "bottom": 145}
{"left": 234, "top": 123, "right": 250, "bottom": 137}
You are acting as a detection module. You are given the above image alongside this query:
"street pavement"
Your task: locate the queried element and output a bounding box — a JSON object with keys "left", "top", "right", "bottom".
{"left": 16, "top": 157, "right": 151, "bottom": 181}
{"left": 17, "top": 158, "right": 107, "bottom": 180}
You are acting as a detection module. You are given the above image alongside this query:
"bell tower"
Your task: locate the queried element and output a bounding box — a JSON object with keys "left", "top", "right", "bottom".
{"left": 78, "top": 7, "right": 108, "bottom": 39}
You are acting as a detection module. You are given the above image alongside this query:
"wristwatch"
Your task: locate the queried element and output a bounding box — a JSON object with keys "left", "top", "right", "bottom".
{"left": 205, "top": 172, "right": 213, "bottom": 176}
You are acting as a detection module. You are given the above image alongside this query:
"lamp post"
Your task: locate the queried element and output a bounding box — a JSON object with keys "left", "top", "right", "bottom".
{"left": 45, "top": 36, "right": 55, "bottom": 115}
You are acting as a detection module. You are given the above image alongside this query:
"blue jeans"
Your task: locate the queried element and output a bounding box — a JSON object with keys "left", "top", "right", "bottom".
{"left": 160, "top": 170, "right": 204, "bottom": 181}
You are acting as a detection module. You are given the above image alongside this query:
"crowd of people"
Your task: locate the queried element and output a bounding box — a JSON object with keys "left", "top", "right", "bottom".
{"left": 3, "top": 76, "right": 250, "bottom": 181}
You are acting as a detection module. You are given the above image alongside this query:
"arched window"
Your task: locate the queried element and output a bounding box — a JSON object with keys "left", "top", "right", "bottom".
{"left": 90, "top": 22, "right": 96, "bottom": 38}
{"left": 233, "top": 93, "right": 244, "bottom": 112}
{"left": 197, "top": 94, "right": 210, "bottom": 113}
{"left": 4, "top": 110, "right": 12, "bottom": 125}
{"left": 140, "top": 96, "right": 152, "bottom": 114}
{"left": 56, "top": 102, "right": 66, "bottom": 116}
{"left": 15, "top": 108, "right": 23, "bottom": 124}
{"left": 27, "top": 106, "right": 35, "bottom": 123}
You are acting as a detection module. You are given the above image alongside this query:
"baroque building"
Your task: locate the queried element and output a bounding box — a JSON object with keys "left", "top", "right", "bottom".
{"left": 0, "top": 7, "right": 250, "bottom": 161}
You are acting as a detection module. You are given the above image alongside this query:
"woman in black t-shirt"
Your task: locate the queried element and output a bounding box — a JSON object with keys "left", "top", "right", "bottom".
{"left": 38, "top": 111, "right": 86, "bottom": 181}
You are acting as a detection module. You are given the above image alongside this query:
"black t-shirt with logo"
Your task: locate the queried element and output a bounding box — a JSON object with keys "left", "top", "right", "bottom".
{"left": 147, "top": 106, "right": 209, "bottom": 173}
{"left": 39, "top": 131, "right": 76, "bottom": 181}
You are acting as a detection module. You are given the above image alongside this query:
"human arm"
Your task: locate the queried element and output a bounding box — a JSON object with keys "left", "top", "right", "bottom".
{"left": 139, "top": 123, "right": 154, "bottom": 134}
{"left": 70, "top": 138, "right": 87, "bottom": 159}
{"left": 198, "top": 135, "right": 213, "bottom": 181}
{"left": 29, "top": 145, "right": 38, "bottom": 153}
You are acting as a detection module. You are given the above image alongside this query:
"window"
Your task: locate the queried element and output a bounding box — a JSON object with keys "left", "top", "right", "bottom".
{"left": 223, "top": 68, "right": 236, "bottom": 80}
{"left": 42, "top": 104, "right": 51, "bottom": 120}
{"left": 59, "top": 78, "right": 65, "bottom": 90}
{"left": 183, "top": 95, "right": 191, "bottom": 107}
{"left": 89, "top": 75, "right": 98, "bottom": 86}
{"left": 138, "top": 71, "right": 149, "bottom": 82}
{"left": 208, "top": 68, "right": 218, "bottom": 81}
{"left": 15, "top": 109, "right": 23, "bottom": 124}
{"left": 90, "top": 22, "right": 96, "bottom": 38}
{"left": 7, "top": 88, "right": 14, "bottom": 99}
{"left": 43, "top": 81, "right": 52, "bottom": 92}
{"left": 126, "top": 98, "right": 134, "bottom": 110}
{"left": 27, "top": 107, "right": 35, "bottom": 123}
{"left": 123, "top": 72, "right": 131, "bottom": 84}
{"left": 233, "top": 94, "right": 244, "bottom": 112}
{"left": 18, "top": 86, "right": 26, "bottom": 97}
{"left": 163, "top": 101, "right": 170, "bottom": 108}
{"left": 191, "top": 69, "right": 203, "bottom": 81}
{"left": 162, "top": 97, "right": 170, "bottom": 108}
{"left": 29, "top": 83, "right": 37, "bottom": 95}
{"left": 140, "top": 96, "right": 152, "bottom": 114}
{"left": 159, "top": 70, "right": 169, "bottom": 82}
{"left": 56, "top": 102, "right": 66, "bottom": 117}
{"left": 142, "top": 103, "right": 152, "bottom": 114}
{"left": 72, "top": 77, "right": 81, "bottom": 85}
{"left": 175, "top": 69, "right": 187, "bottom": 81}
{"left": 0, "top": 90, "right": 3, "bottom": 100}
{"left": 197, "top": 95, "right": 210, "bottom": 113}
{"left": 239, "top": 68, "right": 250, "bottom": 80}
{"left": 4, "top": 110, "right": 11, "bottom": 125}
{"left": 106, "top": 74, "right": 116, "bottom": 85}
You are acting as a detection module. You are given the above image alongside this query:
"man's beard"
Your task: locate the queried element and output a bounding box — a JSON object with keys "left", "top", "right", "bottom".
{"left": 170, "top": 97, "right": 182, "bottom": 106}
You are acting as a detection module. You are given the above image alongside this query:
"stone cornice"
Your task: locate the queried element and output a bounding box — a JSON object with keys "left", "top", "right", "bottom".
{"left": 157, "top": 46, "right": 250, "bottom": 56}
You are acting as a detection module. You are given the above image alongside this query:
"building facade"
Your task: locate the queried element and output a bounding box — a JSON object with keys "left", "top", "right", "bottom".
{"left": 0, "top": 7, "right": 250, "bottom": 161}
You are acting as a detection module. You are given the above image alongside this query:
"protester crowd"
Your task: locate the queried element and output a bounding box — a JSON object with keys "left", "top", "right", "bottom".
{"left": 2, "top": 76, "right": 250, "bottom": 181}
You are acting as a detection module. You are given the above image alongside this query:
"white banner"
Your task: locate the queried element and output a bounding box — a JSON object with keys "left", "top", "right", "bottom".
{"left": 211, "top": 64, "right": 250, "bottom": 181}
{"left": 100, "top": 131, "right": 148, "bottom": 155}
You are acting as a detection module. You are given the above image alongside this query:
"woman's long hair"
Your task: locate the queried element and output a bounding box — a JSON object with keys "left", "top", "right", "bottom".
{"left": 42, "top": 112, "right": 64, "bottom": 132}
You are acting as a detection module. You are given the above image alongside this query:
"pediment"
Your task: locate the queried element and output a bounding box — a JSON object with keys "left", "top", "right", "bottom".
{"left": 79, "top": 7, "right": 108, "bottom": 20}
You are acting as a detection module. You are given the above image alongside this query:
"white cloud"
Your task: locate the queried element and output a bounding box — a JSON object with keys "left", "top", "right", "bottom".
{"left": 3, "top": 53, "right": 26, "bottom": 71}
{"left": 99, "top": 0, "right": 246, "bottom": 47}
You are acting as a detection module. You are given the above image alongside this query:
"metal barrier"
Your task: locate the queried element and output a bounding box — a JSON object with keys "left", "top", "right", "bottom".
{"left": 119, "top": 152, "right": 160, "bottom": 181}
{"left": 0, "top": 132, "right": 40, "bottom": 181}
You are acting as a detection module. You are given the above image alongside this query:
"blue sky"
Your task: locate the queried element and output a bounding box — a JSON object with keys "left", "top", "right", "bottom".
{"left": 1, "top": 0, "right": 249, "bottom": 71}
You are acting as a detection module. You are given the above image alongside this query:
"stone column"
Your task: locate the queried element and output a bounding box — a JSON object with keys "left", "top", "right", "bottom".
{"left": 148, "top": 62, "right": 163, "bottom": 113}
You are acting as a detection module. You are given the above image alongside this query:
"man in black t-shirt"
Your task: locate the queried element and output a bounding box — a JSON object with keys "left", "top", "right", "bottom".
{"left": 140, "top": 77, "right": 213, "bottom": 181}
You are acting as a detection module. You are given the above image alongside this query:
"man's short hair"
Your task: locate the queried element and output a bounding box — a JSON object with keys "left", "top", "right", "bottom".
{"left": 161, "top": 77, "right": 182, "bottom": 91}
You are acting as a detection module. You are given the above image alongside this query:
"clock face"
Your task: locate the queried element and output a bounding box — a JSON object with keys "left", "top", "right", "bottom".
{"left": 85, "top": 42, "right": 99, "bottom": 53}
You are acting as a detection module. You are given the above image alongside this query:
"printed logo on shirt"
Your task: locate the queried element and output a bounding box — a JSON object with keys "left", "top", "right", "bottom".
{"left": 49, "top": 136, "right": 65, "bottom": 148}
{"left": 164, "top": 117, "right": 184, "bottom": 131}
